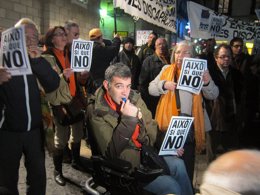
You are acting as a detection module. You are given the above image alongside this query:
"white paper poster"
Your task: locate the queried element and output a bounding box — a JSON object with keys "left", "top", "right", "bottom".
{"left": 136, "top": 30, "right": 153, "bottom": 47}
{"left": 71, "top": 39, "right": 93, "bottom": 72}
{"left": 0, "top": 26, "right": 32, "bottom": 76}
{"left": 177, "top": 57, "right": 207, "bottom": 94}
{"left": 159, "top": 116, "right": 194, "bottom": 156}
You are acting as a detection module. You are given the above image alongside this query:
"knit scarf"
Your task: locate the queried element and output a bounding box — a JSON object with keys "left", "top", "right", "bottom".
{"left": 104, "top": 92, "right": 142, "bottom": 148}
{"left": 155, "top": 63, "right": 205, "bottom": 153}
{"left": 53, "top": 48, "right": 76, "bottom": 97}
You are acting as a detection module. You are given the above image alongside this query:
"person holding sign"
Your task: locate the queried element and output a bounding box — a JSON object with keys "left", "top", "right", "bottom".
{"left": 42, "top": 26, "right": 86, "bottom": 186}
{"left": 86, "top": 63, "right": 193, "bottom": 195}
{"left": 149, "top": 40, "right": 219, "bottom": 186}
{"left": 0, "top": 18, "right": 60, "bottom": 195}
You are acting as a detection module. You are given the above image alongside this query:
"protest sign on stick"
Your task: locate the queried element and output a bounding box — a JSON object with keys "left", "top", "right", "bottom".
{"left": 177, "top": 57, "right": 207, "bottom": 94}
{"left": 0, "top": 26, "right": 32, "bottom": 76}
{"left": 71, "top": 39, "right": 93, "bottom": 72}
{"left": 159, "top": 116, "right": 194, "bottom": 156}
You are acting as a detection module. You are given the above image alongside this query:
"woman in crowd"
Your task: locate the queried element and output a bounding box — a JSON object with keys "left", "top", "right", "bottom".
{"left": 43, "top": 26, "right": 87, "bottom": 186}
{"left": 148, "top": 40, "right": 219, "bottom": 187}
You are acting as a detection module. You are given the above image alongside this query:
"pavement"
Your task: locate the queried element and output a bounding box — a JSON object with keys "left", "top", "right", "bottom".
{"left": 18, "top": 140, "right": 208, "bottom": 195}
{"left": 18, "top": 140, "right": 92, "bottom": 195}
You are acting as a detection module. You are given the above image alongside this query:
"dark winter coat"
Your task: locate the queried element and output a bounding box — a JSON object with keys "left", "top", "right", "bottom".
{"left": 0, "top": 57, "right": 60, "bottom": 132}
{"left": 86, "top": 87, "right": 158, "bottom": 169}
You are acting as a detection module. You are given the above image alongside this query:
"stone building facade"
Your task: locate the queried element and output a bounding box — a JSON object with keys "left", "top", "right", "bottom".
{"left": 0, "top": 0, "right": 101, "bottom": 39}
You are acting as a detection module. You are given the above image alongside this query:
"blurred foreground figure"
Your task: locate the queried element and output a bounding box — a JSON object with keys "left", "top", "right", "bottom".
{"left": 198, "top": 149, "right": 260, "bottom": 195}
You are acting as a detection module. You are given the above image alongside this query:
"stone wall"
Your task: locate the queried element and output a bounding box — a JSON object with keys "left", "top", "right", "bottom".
{"left": 0, "top": 0, "right": 100, "bottom": 39}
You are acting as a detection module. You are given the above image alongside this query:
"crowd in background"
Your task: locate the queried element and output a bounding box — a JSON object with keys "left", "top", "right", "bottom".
{"left": 1, "top": 17, "right": 260, "bottom": 195}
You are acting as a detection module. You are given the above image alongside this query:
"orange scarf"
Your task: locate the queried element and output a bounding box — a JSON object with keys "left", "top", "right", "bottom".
{"left": 104, "top": 92, "right": 142, "bottom": 148}
{"left": 155, "top": 63, "right": 205, "bottom": 153}
{"left": 53, "top": 48, "right": 76, "bottom": 97}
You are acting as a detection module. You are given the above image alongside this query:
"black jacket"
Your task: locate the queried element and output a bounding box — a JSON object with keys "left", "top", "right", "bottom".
{"left": 139, "top": 54, "right": 167, "bottom": 117}
{"left": 0, "top": 57, "right": 60, "bottom": 132}
{"left": 90, "top": 37, "right": 121, "bottom": 88}
{"left": 112, "top": 49, "right": 141, "bottom": 89}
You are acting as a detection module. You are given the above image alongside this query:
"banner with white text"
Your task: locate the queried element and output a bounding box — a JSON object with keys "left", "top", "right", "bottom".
{"left": 114, "top": 0, "right": 177, "bottom": 32}
{"left": 159, "top": 116, "right": 194, "bottom": 156}
{"left": 187, "top": 1, "right": 260, "bottom": 42}
{"left": 0, "top": 26, "right": 32, "bottom": 76}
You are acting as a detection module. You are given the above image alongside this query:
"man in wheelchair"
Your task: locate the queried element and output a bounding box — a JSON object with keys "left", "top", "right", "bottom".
{"left": 86, "top": 63, "right": 193, "bottom": 195}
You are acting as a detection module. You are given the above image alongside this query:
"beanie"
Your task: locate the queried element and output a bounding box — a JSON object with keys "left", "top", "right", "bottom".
{"left": 89, "top": 28, "right": 102, "bottom": 40}
{"left": 123, "top": 37, "right": 135, "bottom": 45}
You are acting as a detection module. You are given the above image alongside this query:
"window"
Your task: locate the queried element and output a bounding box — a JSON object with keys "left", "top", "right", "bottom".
{"left": 218, "top": 0, "right": 230, "bottom": 14}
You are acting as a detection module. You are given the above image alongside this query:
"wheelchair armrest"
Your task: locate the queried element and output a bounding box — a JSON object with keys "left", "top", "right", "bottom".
{"left": 135, "top": 166, "right": 164, "bottom": 183}
{"left": 91, "top": 155, "right": 132, "bottom": 173}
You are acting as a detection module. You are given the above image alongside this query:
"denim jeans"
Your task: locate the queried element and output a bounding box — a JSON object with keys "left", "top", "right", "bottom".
{"left": 144, "top": 156, "right": 193, "bottom": 195}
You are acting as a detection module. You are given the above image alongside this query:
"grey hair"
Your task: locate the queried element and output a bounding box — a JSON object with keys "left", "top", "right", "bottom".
{"left": 64, "top": 20, "right": 79, "bottom": 30}
{"left": 14, "top": 18, "right": 37, "bottom": 30}
{"left": 104, "top": 63, "right": 132, "bottom": 83}
{"left": 202, "top": 149, "right": 260, "bottom": 195}
{"left": 171, "top": 40, "right": 196, "bottom": 63}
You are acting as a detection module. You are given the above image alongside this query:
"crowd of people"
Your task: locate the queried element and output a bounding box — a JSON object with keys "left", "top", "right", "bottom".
{"left": 1, "top": 17, "right": 260, "bottom": 195}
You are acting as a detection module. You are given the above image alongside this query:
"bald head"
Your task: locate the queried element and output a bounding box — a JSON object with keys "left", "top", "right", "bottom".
{"left": 202, "top": 149, "right": 260, "bottom": 195}
{"left": 155, "top": 38, "right": 168, "bottom": 56}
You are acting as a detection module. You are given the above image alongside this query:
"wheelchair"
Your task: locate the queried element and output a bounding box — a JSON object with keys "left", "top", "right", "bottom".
{"left": 80, "top": 127, "right": 164, "bottom": 195}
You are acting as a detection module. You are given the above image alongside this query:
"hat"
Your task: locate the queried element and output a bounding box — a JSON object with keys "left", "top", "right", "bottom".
{"left": 89, "top": 28, "right": 102, "bottom": 40}
{"left": 123, "top": 37, "right": 135, "bottom": 45}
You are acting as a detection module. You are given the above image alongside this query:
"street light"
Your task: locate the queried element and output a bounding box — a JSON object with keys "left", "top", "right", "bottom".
{"left": 99, "top": 9, "right": 107, "bottom": 26}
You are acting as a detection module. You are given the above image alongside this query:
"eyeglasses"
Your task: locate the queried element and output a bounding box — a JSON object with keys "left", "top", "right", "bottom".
{"left": 217, "top": 55, "right": 231, "bottom": 59}
{"left": 53, "top": 32, "right": 67, "bottom": 37}
{"left": 232, "top": 45, "right": 243, "bottom": 48}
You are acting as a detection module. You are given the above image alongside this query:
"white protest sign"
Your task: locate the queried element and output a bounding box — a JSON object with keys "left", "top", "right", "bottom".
{"left": 0, "top": 26, "right": 32, "bottom": 76}
{"left": 177, "top": 58, "right": 207, "bottom": 94}
{"left": 159, "top": 116, "right": 194, "bottom": 156}
{"left": 114, "top": 0, "right": 177, "bottom": 32}
{"left": 136, "top": 30, "right": 153, "bottom": 47}
{"left": 187, "top": 1, "right": 260, "bottom": 42}
{"left": 71, "top": 39, "right": 93, "bottom": 72}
